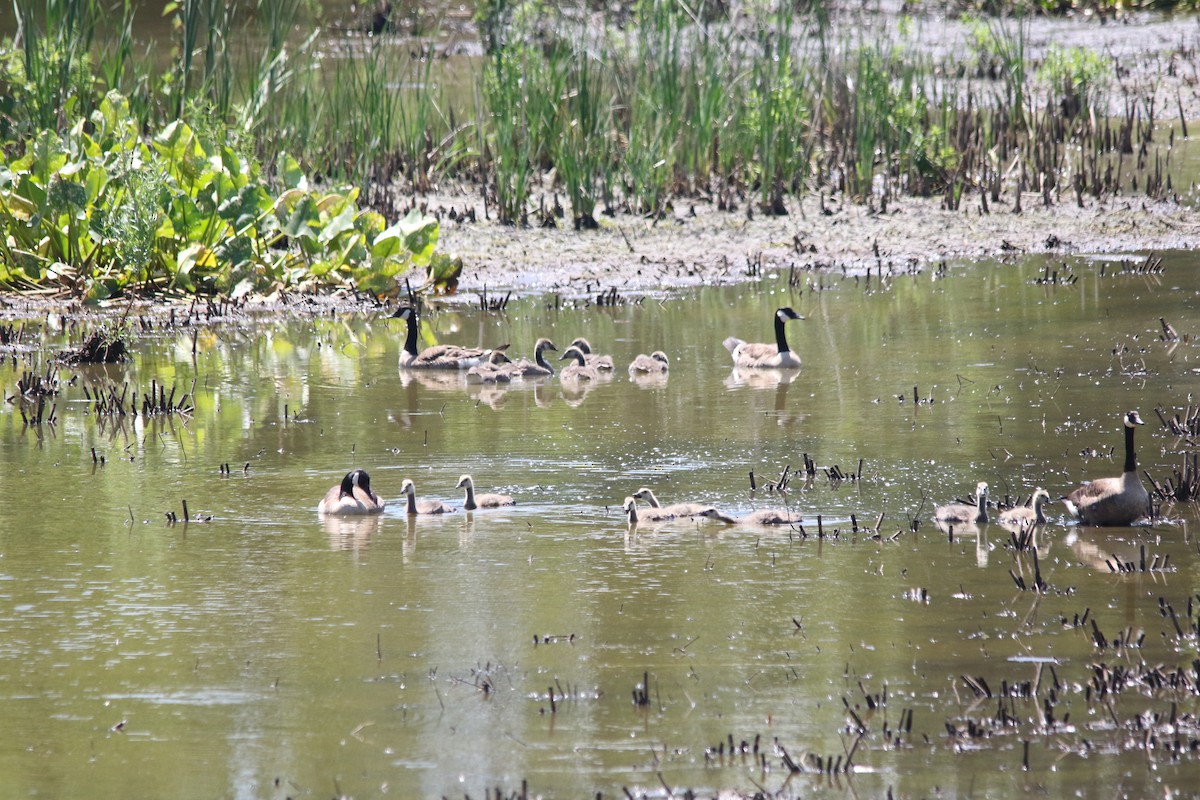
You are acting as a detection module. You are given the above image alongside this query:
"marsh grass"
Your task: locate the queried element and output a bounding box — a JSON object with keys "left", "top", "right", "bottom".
{"left": 1, "top": 0, "right": 1191, "bottom": 264}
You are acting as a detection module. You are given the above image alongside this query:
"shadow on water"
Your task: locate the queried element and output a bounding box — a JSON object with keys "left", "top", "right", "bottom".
{"left": 1, "top": 252, "right": 1199, "bottom": 797}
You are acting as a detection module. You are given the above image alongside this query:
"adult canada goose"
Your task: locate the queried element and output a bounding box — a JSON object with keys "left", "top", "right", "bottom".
{"left": 632, "top": 487, "right": 705, "bottom": 517}
{"left": 391, "top": 306, "right": 494, "bottom": 369}
{"left": 998, "top": 488, "right": 1052, "bottom": 529}
{"left": 628, "top": 351, "right": 670, "bottom": 375}
{"left": 456, "top": 475, "right": 515, "bottom": 510}
{"left": 318, "top": 469, "right": 385, "bottom": 516}
{"left": 502, "top": 338, "right": 558, "bottom": 379}
{"left": 722, "top": 307, "right": 804, "bottom": 369}
{"left": 466, "top": 351, "right": 514, "bottom": 384}
{"left": 400, "top": 478, "right": 455, "bottom": 515}
{"left": 623, "top": 496, "right": 677, "bottom": 524}
{"left": 1063, "top": 410, "right": 1150, "bottom": 526}
{"left": 698, "top": 507, "right": 801, "bottom": 525}
{"left": 935, "top": 482, "right": 989, "bottom": 524}
{"left": 568, "top": 338, "right": 614, "bottom": 371}
{"left": 559, "top": 346, "right": 600, "bottom": 381}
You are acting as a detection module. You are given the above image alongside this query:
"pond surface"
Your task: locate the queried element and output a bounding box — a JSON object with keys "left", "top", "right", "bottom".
{"left": 2, "top": 253, "right": 1199, "bottom": 799}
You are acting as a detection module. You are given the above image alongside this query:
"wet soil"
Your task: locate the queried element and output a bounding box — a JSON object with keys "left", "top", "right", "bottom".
{"left": 433, "top": 191, "right": 1200, "bottom": 298}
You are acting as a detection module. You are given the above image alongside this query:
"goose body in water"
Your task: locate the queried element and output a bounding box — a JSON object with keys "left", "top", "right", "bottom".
{"left": 935, "top": 482, "right": 989, "bottom": 524}
{"left": 1063, "top": 410, "right": 1150, "bottom": 526}
{"left": 466, "top": 351, "right": 514, "bottom": 384}
{"left": 502, "top": 338, "right": 558, "bottom": 379}
{"left": 568, "top": 338, "right": 614, "bottom": 372}
{"left": 318, "top": 469, "right": 385, "bottom": 515}
{"left": 698, "top": 507, "right": 801, "bottom": 525}
{"left": 632, "top": 487, "right": 705, "bottom": 517}
{"left": 623, "top": 496, "right": 677, "bottom": 524}
{"left": 998, "top": 488, "right": 1051, "bottom": 530}
{"left": 559, "top": 346, "right": 600, "bottom": 381}
{"left": 628, "top": 351, "right": 670, "bottom": 375}
{"left": 723, "top": 307, "right": 804, "bottom": 369}
{"left": 401, "top": 479, "right": 455, "bottom": 514}
{"left": 392, "top": 306, "right": 494, "bottom": 369}
{"left": 456, "top": 475, "right": 515, "bottom": 510}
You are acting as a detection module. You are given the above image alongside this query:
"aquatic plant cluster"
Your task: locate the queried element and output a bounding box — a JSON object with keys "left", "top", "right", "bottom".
{"left": 1, "top": 0, "right": 1190, "bottom": 287}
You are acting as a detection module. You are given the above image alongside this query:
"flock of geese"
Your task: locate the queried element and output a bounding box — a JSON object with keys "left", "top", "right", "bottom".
{"left": 320, "top": 306, "right": 1153, "bottom": 530}
{"left": 933, "top": 410, "right": 1151, "bottom": 531}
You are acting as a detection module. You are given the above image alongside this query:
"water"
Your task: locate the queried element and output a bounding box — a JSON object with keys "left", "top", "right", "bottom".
{"left": 2, "top": 253, "right": 1199, "bottom": 798}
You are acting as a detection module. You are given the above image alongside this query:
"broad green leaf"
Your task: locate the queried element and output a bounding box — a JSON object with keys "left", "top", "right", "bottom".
{"left": 318, "top": 204, "right": 356, "bottom": 247}
{"left": 277, "top": 153, "right": 308, "bottom": 191}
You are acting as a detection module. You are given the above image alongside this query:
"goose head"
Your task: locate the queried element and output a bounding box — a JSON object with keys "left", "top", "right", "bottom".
{"left": 401, "top": 479, "right": 416, "bottom": 496}
{"left": 560, "top": 346, "right": 588, "bottom": 366}
{"left": 336, "top": 471, "right": 357, "bottom": 498}
{"left": 1125, "top": 410, "right": 1145, "bottom": 427}
{"left": 455, "top": 474, "right": 475, "bottom": 490}
{"left": 650, "top": 351, "right": 670, "bottom": 366}
{"left": 568, "top": 337, "right": 593, "bottom": 354}
{"left": 350, "top": 469, "right": 373, "bottom": 495}
{"left": 534, "top": 338, "right": 558, "bottom": 354}
{"left": 777, "top": 307, "right": 804, "bottom": 323}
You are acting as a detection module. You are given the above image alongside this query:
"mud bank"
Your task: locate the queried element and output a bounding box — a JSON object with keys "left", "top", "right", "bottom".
{"left": 436, "top": 192, "right": 1200, "bottom": 297}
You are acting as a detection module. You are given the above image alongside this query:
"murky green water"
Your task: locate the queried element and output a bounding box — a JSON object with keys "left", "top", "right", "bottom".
{"left": 3, "top": 253, "right": 1199, "bottom": 798}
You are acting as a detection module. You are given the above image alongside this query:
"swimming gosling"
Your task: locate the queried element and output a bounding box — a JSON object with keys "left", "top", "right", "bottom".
{"left": 400, "top": 478, "right": 455, "bottom": 515}
{"left": 628, "top": 351, "right": 670, "bottom": 375}
{"left": 935, "top": 481, "right": 989, "bottom": 524}
{"left": 568, "top": 337, "right": 614, "bottom": 371}
{"left": 1063, "top": 410, "right": 1150, "bottom": 526}
{"left": 722, "top": 307, "right": 804, "bottom": 369}
{"left": 466, "top": 351, "right": 514, "bottom": 384}
{"left": 318, "top": 469, "right": 385, "bottom": 516}
{"left": 559, "top": 346, "right": 600, "bottom": 381}
{"left": 623, "top": 496, "right": 677, "bottom": 524}
{"left": 998, "top": 488, "right": 1051, "bottom": 529}
{"left": 698, "top": 507, "right": 801, "bottom": 525}
{"left": 456, "top": 475, "right": 515, "bottom": 510}
{"left": 632, "top": 487, "right": 705, "bottom": 517}
{"left": 502, "top": 338, "right": 558, "bottom": 379}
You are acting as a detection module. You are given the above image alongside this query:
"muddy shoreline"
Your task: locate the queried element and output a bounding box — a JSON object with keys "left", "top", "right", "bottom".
{"left": 434, "top": 192, "right": 1200, "bottom": 298}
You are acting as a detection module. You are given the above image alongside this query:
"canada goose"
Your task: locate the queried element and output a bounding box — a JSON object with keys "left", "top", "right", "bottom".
{"left": 318, "top": 469, "right": 385, "bottom": 516}
{"left": 502, "top": 338, "right": 558, "bottom": 378}
{"left": 722, "top": 307, "right": 804, "bottom": 369}
{"left": 466, "top": 351, "right": 514, "bottom": 384}
{"left": 623, "top": 496, "right": 677, "bottom": 524}
{"left": 935, "top": 482, "right": 989, "bottom": 524}
{"left": 628, "top": 351, "right": 670, "bottom": 374}
{"left": 1063, "top": 410, "right": 1150, "bottom": 526}
{"left": 391, "top": 306, "right": 494, "bottom": 369}
{"left": 456, "top": 474, "right": 515, "bottom": 510}
{"left": 998, "top": 488, "right": 1052, "bottom": 529}
{"left": 632, "top": 487, "right": 706, "bottom": 517}
{"left": 400, "top": 478, "right": 455, "bottom": 514}
{"left": 698, "top": 507, "right": 801, "bottom": 525}
{"left": 568, "top": 338, "right": 614, "bottom": 371}
{"left": 559, "top": 346, "right": 600, "bottom": 381}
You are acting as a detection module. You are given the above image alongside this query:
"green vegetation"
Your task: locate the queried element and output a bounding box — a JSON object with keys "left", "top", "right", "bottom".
{"left": 0, "top": 0, "right": 1187, "bottom": 298}
{"left": 0, "top": 91, "right": 444, "bottom": 300}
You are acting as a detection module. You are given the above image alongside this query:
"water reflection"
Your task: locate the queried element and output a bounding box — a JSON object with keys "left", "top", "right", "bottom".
{"left": 4, "top": 252, "right": 1200, "bottom": 798}
{"left": 322, "top": 510, "right": 384, "bottom": 552}
{"left": 722, "top": 365, "right": 801, "bottom": 389}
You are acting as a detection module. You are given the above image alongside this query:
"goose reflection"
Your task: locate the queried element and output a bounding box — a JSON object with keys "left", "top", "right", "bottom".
{"left": 723, "top": 366, "right": 802, "bottom": 389}
{"left": 323, "top": 512, "right": 383, "bottom": 553}
{"left": 934, "top": 519, "right": 991, "bottom": 567}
